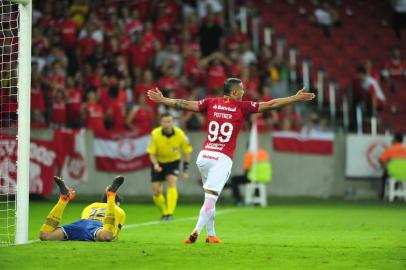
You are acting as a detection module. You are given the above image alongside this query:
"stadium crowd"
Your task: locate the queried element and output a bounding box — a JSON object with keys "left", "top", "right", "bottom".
{"left": 30, "top": 0, "right": 308, "bottom": 135}
{"left": 29, "top": 0, "right": 406, "bottom": 135}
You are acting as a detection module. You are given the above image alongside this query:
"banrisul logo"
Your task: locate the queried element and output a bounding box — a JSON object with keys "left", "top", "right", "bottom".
{"left": 214, "top": 105, "right": 236, "bottom": 112}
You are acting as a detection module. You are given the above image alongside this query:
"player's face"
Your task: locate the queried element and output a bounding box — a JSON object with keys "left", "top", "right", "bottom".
{"left": 234, "top": 83, "right": 245, "bottom": 100}
{"left": 161, "top": 116, "right": 174, "bottom": 132}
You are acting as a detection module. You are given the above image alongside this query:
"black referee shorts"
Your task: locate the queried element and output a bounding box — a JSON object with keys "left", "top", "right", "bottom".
{"left": 151, "top": 160, "right": 180, "bottom": 182}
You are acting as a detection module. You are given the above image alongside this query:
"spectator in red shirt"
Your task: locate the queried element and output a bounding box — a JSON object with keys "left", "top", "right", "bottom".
{"left": 183, "top": 44, "right": 205, "bottom": 86}
{"left": 155, "top": 5, "right": 176, "bottom": 42}
{"left": 134, "top": 69, "right": 159, "bottom": 112}
{"left": 50, "top": 88, "right": 67, "bottom": 128}
{"left": 59, "top": 10, "right": 78, "bottom": 49}
{"left": 126, "top": 94, "right": 153, "bottom": 135}
{"left": 184, "top": 12, "right": 199, "bottom": 42}
{"left": 31, "top": 72, "right": 46, "bottom": 114}
{"left": 201, "top": 52, "right": 231, "bottom": 94}
{"left": 105, "top": 85, "right": 127, "bottom": 132}
{"left": 158, "top": 66, "right": 180, "bottom": 95}
{"left": 382, "top": 48, "right": 406, "bottom": 92}
{"left": 129, "top": 32, "right": 152, "bottom": 71}
{"left": 383, "top": 48, "right": 406, "bottom": 79}
{"left": 78, "top": 27, "right": 98, "bottom": 61}
{"left": 82, "top": 89, "right": 106, "bottom": 134}
{"left": 47, "top": 61, "right": 66, "bottom": 90}
{"left": 143, "top": 21, "right": 158, "bottom": 53}
{"left": 31, "top": 108, "right": 47, "bottom": 129}
{"left": 240, "top": 65, "right": 260, "bottom": 100}
{"left": 65, "top": 77, "right": 83, "bottom": 128}
{"left": 225, "top": 21, "right": 248, "bottom": 52}
{"left": 126, "top": 9, "right": 143, "bottom": 34}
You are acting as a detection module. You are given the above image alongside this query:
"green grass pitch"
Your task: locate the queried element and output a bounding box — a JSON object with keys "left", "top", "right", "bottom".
{"left": 1, "top": 200, "right": 405, "bottom": 270}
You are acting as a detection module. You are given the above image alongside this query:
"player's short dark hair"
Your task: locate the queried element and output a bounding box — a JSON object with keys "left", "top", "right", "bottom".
{"left": 101, "top": 193, "right": 122, "bottom": 204}
{"left": 394, "top": 133, "right": 403, "bottom": 143}
{"left": 357, "top": 66, "right": 367, "bottom": 75}
{"left": 224, "top": 78, "right": 242, "bottom": 95}
{"left": 160, "top": 112, "right": 173, "bottom": 119}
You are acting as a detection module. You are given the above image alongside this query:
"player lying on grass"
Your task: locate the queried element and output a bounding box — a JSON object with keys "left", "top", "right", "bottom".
{"left": 148, "top": 78, "right": 315, "bottom": 244}
{"left": 39, "top": 176, "right": 125, "bottom": 242}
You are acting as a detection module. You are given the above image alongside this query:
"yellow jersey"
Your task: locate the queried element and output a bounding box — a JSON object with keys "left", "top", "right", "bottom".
{"left": 81, "top": 202, "right": 126, "bottom": 238}
{"left": 147, "top": 127, "right": 192, "bottom": 163}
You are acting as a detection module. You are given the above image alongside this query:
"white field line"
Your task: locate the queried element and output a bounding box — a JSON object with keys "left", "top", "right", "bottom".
{"left": 11, "top": 209, "right": 237, "bottom": 245}
{"left": 123, "top": 209, "right": 235, "bottom": 229}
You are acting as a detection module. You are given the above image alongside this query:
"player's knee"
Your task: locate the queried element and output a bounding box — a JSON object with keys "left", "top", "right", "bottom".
{"left": 167, "top": 180, "right": 176, "bottom": 187}
{"left": 151, "top": 184, "right": 162, "bottom": 195}
{"left": 201, "top": 200, "right": 216, "bottom": 214}
{"left": 152, "top": 190, "right": 161, "bottom": 196}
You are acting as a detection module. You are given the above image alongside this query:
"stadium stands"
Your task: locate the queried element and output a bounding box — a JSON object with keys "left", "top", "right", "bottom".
{"left": 30, "top": 0, "right": 406, "bottom": 134}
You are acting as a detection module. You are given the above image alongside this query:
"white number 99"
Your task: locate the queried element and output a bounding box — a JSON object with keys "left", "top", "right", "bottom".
{"left": 207, "top": 121, "right": 233, "bottom": 143}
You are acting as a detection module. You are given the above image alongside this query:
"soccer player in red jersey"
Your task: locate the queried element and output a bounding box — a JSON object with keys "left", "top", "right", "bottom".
{"left": 147, "top": 78, "right": 315, "bottom": 244}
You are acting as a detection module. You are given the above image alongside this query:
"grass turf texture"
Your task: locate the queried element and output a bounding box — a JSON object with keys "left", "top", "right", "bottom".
{"left": 1, "top": 200, "right": 405, "bottom": 270}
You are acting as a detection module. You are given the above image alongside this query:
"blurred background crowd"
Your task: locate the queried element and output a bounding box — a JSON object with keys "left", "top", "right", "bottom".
{"left": 28, "top": 0, "right": 406, "bottom": 135}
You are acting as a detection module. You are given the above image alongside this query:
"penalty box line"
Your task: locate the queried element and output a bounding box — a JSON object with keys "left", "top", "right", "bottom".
{"left": 123, "top": 209, "right": 236, "bottom": 229}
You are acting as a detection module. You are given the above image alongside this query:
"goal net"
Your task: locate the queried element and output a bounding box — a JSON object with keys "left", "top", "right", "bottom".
{"left": 0, "top": 0, "right": 31, "bottom": 245}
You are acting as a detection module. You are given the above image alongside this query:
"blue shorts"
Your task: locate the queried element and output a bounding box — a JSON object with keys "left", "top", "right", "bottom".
{"left": 60, "top": 219, "right": 103, "bottom": 241}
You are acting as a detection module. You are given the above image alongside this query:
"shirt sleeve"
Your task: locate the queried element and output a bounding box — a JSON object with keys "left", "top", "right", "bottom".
{"left": 146, "top": 134, "right": 157, "bottom": 155}
{"left": 379, "top": 148, "right": 390, "bottom": 163}
{"left": 243, "top": 152, "right": 253, "bottom": 171}
{"left": 241, "top": 101, "right": 259, "bottom": 115}
{"left": 115, "top": 209, "right": 126, "bottom": 239}
{"left": 197, "top": 98, "right": 210, "bottom": 112}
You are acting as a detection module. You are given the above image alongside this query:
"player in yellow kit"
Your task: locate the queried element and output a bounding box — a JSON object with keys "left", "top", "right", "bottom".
{"left": 147, "top": 113, "right": 192, "bottom": 220}
{"left": 39, "top": 176, "right": 125, "bottom": 242}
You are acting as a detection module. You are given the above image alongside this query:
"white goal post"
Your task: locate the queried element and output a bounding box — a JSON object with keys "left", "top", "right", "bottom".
{"left": 9, "top": 0, "right": 31, "bottom": 244}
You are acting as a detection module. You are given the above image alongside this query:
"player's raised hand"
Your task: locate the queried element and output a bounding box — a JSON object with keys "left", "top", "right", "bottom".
{"left": 295, "top": 88, "right": 316, "bottom": 101}
{"left": 147, "top": 87, "right": 164, "bottom": 103}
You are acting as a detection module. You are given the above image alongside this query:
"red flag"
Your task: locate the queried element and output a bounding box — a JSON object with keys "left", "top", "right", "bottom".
{"left": 0, "top": 136, "right": 56, "bottom": 195}
{"left": 272, "top": 131, "right": 334, "bottom": 155}
{"left": 94, "top": 131, "right": 150, "bottom": 172}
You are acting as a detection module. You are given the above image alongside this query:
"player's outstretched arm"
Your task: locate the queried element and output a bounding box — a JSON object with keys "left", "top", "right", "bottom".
{"left": 147, "top": 88, "right": 199, "bottom": 112}
{"left": 258, "top": 88, "right": 315, "bottom": 113}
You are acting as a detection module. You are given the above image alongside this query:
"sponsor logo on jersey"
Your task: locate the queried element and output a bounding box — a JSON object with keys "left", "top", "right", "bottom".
{"left": 251, "top": 102, "right": 257, "bottom": 107}
{"left": 202, "top": 154, "right": 219, "bottom": 160}
{"left": 213, "top": 104, "right": 237, "bottom": 112}
{"left": 205, "top": 142, "right": 225, "bottom": 150}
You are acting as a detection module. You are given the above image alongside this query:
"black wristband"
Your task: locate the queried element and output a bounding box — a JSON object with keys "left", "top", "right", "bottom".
{"left": 183, "top": 162, "right": 189, "bottom": 171}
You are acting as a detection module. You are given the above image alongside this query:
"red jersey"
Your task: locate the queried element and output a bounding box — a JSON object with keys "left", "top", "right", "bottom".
{"left": 84, "top": 102, "right": 105, "bottom": 133}
{"left": 198, "top": 97, "right": 259, "bottom": 159}
{"left": 108, "top": 99, "right": 126, "bottom": 131}
{"left": 51, "top": 100, "right": 67, "bottom": 126}
{"left": 60, "top": 19, "right": 77, "bottom": 48}
{"left": 66, "top": 88, "right": 82, "bottom": 119}
{"left": 385, "top": 59, "right": 405, "bottom": 79}
{"left": 207, "top": 64, "right": 227, "bottom": 93}
{"left": 130, "top": 106, "right": 153, "bottom": 135}
{"left": 31, "top": 84, "right": 45, "bottom": 112}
